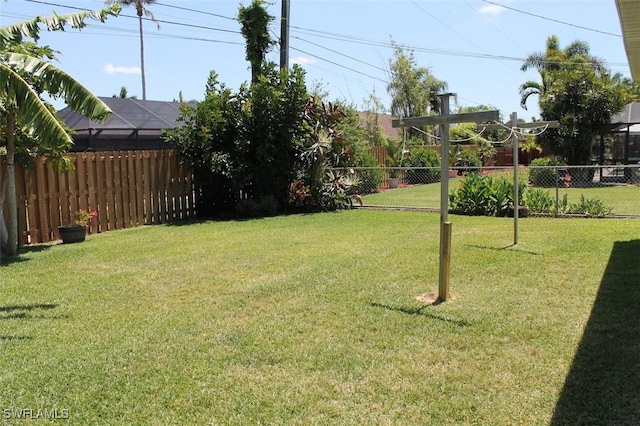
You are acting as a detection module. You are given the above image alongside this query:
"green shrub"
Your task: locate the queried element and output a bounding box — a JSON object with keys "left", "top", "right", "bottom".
{"left": 453, "top": 149, "right": 482, "bottom": 175}
{"left": 318, "top": 169, "right": 361, "bottom": 211}
{"left": 524, "top": 188, "right": 554, "bottom": 213}
{"left": 404, "top": 148, "right": 441, "bottom": 184}
{"left": 235, "top": 195, "right": 280, "bottom": 218}
{"left": 529, "top": 157, "right": 563, "bottom": 187}
{"left": 569, "top": 194, "right": 613, "bottom": 217}
{"left": 524, "top": 190, "right": 613, "bottom": 217}
{"left": 356, "top": 151, "right": 384, "bottom": 193}
{"left": 449, "top": 173, "right": 523, "bottom": 217}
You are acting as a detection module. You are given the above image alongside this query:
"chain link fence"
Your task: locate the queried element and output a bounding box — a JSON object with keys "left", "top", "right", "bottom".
{"left": 339, "top": 165, "right": 640, "bottom": 217}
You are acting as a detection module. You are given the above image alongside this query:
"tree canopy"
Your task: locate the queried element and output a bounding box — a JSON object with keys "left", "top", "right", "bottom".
{"left": 520, "top": 35, "right": 638, "bottom": 165}
{"left": 386, "top": 42, "right": 447, "bottom": 142}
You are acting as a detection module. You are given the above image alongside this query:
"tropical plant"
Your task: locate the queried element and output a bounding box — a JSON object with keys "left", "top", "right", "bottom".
{"left": 384, "top": 140, "right": 407, "bottom": 179}
{"left": 300, "top": 96, "right": 361, "bottom": 209}
{"left": 316, "top": 169, "right": 362, "bottom": 211}
{"left": 449, "top": 173, "right": 525, "bottom": 217}
{"left": 524, "top": 188, "right": 555, "bottom": 214}
{"left": 0, "top": 7, "right": 118, "bottom": 256}
{"left": 106, "top": 0, "right": 158, "bottom": 100}
{"left": 569, "top": 194, "right": 613, "bottom": 217}
{"left": 520, "top": 35, "right": 636, "bottom": 165}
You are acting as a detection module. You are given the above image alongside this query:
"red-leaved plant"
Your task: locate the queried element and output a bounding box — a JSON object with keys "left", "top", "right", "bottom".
{"left": 73, "top": 209, "right": 97, "bottom": 227}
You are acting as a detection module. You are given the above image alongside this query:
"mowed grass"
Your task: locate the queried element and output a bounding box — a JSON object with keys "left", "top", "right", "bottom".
{"left": 364, "top": 178, "right": 640, "bottom": 215}
{"left": 1, "top": 210, "right": 639, "bottom": 424}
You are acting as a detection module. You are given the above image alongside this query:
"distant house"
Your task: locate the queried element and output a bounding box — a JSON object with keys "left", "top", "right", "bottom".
{"left": 357, "top": 112, "right": 400, "bottom": 142}
{"left": 58, "top": 97, "right": 188, "bottom": 152}
{"left": 58, "top": 99, "right": 403, "bottom": 152}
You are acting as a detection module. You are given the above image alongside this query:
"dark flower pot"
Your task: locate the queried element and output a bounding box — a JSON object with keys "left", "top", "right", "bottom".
{"left": 58, "top": 225, "right": 86, "bottom": 244}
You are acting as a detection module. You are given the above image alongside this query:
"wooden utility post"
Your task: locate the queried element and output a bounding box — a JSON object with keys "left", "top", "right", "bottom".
{"left": 393, "top": 93, "right": 499, "bottom": 302}
{"left": 279, "top": 0, "right": 290, "bottom": 70}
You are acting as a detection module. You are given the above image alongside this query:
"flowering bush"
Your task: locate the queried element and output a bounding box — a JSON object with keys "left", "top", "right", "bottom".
{"left": 73, "top": 209, "right": 97, "bottom": 227}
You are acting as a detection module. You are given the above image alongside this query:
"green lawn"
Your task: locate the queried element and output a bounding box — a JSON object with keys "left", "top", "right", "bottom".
{"left": 363, "top": 178, "right": 640, "bottom": 215}
{"left": 1, "top": 211, "right": 639, "bottom": 424}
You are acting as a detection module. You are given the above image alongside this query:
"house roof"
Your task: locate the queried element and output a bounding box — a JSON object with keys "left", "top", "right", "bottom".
{"left": 57, "top": 97, "right": 186, "bottom": 136}
{"left": 611, "top": 102, "right": 640, "bottom": 131}
{"left": 616, "top": 0, "right": 640, "bottom": 81}
{"left": 357, "top": 112, "right": 400, "bottom": 142}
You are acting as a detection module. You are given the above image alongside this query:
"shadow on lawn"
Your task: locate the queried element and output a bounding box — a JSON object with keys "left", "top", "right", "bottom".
{"left": 0, "top": 304, "right": 63, "bottom": 320}
{"left": 551, "top": 239, "right": 640, "bottom": 425}
{"left": 0, "top": 244, "right": 54, "bottom": 267}
{"left": 465, "top": 244, "right": 542, "bottom": 256}
{"left": 370, "top": 302, "right": 470, "bottom": 327}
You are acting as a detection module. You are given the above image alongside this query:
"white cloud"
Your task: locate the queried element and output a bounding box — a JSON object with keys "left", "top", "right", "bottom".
{"left": 291, "top": 56, "right": 316, "bottom": 65}
{"left": 478, "top": 4, "right": 505, "bottom": 15}
{"left": 104, "top": 63, "right": 141, "bottom": 75}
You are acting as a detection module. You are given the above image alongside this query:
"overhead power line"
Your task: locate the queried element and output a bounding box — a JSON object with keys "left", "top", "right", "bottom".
{"left": 155, "top": 2, "right": 236, "bottom": 21}
{"left": 481, "top": 0, "right": 622, "bottom": 37}
{"left": 289, "top": 46, "right": 387, "bottom": 84}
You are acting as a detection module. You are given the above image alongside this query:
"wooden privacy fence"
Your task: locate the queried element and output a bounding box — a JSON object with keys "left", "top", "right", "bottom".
{"left": 1, "top": 150, "right": 194, "bottom": 246}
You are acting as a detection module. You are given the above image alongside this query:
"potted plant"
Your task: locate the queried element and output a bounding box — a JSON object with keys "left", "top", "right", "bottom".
{"left": 58, "top": 209, "right": 97, "bottom": 244}
{"left": 385, "top": 142, "right": 408, "bottom": 188}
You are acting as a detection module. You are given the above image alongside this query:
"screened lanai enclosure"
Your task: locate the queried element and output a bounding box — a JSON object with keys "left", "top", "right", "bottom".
{"left": 594, "top": 102, "right": 640, "bottom": 182}
{"left": 58, "top": 97, "right": 188, "bottom": 152}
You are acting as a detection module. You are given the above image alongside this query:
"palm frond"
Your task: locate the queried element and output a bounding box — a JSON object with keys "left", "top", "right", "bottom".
{"left": 3, "top": 52, "right": 111, "bottom": 121}
{"left": 0, "top": 62, "right": 73, "bottom": 150}
{"left": 0, "top": 5, "right": 120, "bottom": 46}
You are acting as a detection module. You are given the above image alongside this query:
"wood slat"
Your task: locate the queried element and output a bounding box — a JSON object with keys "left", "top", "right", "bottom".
{"left": 3, "top": 150, "right": 193, "bottom": 245}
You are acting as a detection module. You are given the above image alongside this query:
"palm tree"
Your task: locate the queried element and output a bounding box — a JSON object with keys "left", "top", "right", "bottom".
{"left": 519, "top": 35, "right": 633, "bottom": 166}
{"left": 107, "top": 0, "right": 158, "bottom": 100}
{"left": 520, "top": 35, "right": 604, "bottom": 110}
{"left": 519, "top": 69, "right": 551, "bottom": 110}
{"left": 0, "top": 8, "right": 118, "bottom": 256}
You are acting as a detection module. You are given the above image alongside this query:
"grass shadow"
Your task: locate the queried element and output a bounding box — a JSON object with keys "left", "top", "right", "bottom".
{"left": 0, "top": 304, "right": 57, "bottom": 313}
{"left": 465, "top": 244, "right": 542, "bottom": 256}
{"left": 0, "top": 245, "right": 54, "bottom": 267}
{"left": 370, "top": 302, "right": 471, "bottom": 327}
{"left": 551, "top": 239, "right": 640, "bottom": 425}
{"left": 0, "top": 336, "right": 33, "bottom": 341}
{"left": 0, "top": 304, "right": 59, "bottom": 320}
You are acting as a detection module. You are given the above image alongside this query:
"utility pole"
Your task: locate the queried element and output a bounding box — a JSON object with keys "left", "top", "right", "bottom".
{"left": 280, "top": 0, "right": 290, "bottom": 70}
{"left": 393, "top": 94, "right": 499, "bottom": 302}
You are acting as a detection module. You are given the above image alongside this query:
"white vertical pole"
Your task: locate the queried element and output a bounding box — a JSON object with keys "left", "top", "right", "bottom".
{"left": 511, "top": 112, "right": 519, "bottom": 245}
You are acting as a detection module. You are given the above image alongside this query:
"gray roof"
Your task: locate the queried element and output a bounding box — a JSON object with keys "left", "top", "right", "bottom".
{"left": 57, "top": 97, "right": 187, "bottom": 136}
{"left": 611, "top": 102, "right": 640, "bottom": 131}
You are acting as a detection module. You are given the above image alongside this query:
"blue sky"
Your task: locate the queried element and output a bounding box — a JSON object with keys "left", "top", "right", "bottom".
{"left": 0, "top": 0, "right": 629, "bottom": 122}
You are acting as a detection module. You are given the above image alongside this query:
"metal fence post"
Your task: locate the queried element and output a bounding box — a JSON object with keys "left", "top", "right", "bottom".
{"left": 555, "top": 167, "right": 559, "bottom": 218}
